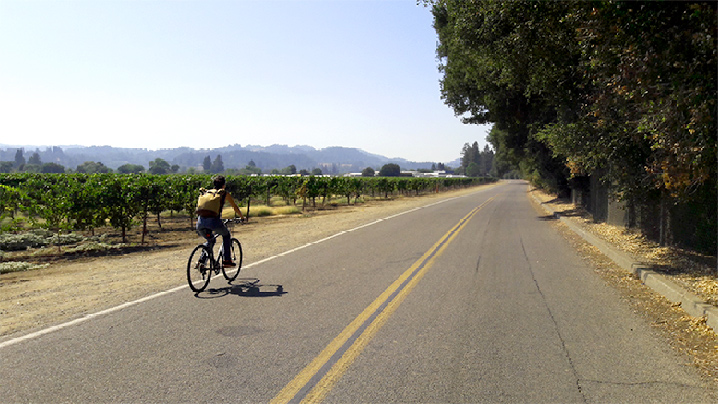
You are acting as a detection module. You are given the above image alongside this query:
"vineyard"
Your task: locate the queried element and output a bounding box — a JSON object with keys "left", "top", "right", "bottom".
{"left": 0, "top": 173, "right": 493, "bottom": 245}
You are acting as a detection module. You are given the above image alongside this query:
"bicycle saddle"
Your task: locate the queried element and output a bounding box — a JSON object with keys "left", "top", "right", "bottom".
{"left": 199, "top": 228, "right": 213, "bottom": 240}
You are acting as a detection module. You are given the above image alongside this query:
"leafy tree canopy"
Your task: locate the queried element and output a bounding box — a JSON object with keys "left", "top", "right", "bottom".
{"left": 76, "top": 161, "right": 112, "bottom": 174}
{"left": 40, "top": 163, "right": 66, "bottom": 174}
{"left": 379, "top": 163, "right": 401, "bottom": 177}
{"left": 118, "top": 164, "right": 146, "bottom": 174}
{"left": 28, "top": 153, "right": 42, "bottom": 165}
{"left": 431, "top": 0, "right": 716, "bottom": 201}
{"left": 148, "top": 158, "right": 171, "bottom": 174}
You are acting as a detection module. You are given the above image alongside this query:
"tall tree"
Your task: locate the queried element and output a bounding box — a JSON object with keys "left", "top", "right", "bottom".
{"left": 466, "top": 162, "right": 481, "bottom": 177}
{"left": 210, "top": 155, "right": 224, "bottom": 174}
{"left": 202, "top": 155, "right": 212, "bottom": 172}
{"left": 148, "top": 158, "right": 171, "bottom": 175}
{"left": 433, "top": 0, "right": 580, "bottom": 191}
{"left": 481, "top": 145, "right": 494, "bottom": 176}
{"left": 28, "top": 153, "right": 42, "bottom": 165}
{"left": 14, "top": 149, "right": 25, "bottom": 168}
{"left": 432, "top": 0, "right": 716, "bottom": 249}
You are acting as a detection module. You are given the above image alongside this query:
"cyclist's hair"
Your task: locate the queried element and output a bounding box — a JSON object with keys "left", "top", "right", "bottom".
{"left": 212, "top": 175, "right": 226, "bottom": 189}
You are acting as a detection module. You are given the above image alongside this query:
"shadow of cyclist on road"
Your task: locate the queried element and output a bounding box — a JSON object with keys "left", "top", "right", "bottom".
{"left": 194, "top": 278, "right": 286, "bottom": 299}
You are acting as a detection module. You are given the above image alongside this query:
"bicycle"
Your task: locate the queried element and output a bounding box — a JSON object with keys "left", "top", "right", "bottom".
{"left": 187, "top": 217, "right": 243, "bottom": 292}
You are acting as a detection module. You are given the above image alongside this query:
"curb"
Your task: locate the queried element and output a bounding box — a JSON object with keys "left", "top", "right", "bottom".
{"left": 529, "top": 190, "right": 718, "bottom": 334}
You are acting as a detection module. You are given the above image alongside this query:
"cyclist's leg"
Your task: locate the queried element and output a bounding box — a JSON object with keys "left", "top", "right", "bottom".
{"left": 196, "top": 216, "right": 231, "bottom": 262}
{"left": 215, "top": 227, "right": 232, "bottom": 262}
{"left": 196, "top": 216, "right": 220, "bottom": 247}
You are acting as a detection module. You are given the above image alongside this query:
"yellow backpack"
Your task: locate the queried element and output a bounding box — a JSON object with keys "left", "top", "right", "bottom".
{"left": 195, "top": 188, "right": 223, "bottom": 218}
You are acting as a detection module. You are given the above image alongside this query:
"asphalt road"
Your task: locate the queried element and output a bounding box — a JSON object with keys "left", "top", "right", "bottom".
{"left": 1, "top": 180, "right": 715, "bottom": 403}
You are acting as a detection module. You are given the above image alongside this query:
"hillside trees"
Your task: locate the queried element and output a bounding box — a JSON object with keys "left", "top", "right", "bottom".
{"left": 238, "top": 160, "right": 262, "bottom": 176}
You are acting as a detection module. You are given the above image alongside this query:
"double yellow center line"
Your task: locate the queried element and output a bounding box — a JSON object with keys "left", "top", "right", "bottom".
{"left": 271, "top": 197, "right": 496, "bottom": 404}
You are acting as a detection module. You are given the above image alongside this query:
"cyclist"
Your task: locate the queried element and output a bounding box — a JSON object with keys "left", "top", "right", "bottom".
{"left": 196, "top": 175, "right": 245, "bottom": 268}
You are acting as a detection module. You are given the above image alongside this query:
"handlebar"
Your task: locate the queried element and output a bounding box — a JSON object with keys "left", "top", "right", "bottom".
{"left": 223, "top": 217, "right": 245, "bottom": 225}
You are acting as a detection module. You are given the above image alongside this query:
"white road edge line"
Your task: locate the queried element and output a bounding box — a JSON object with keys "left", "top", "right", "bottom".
{"left": 0, "top": 190, "right": 485, "bottom": 350}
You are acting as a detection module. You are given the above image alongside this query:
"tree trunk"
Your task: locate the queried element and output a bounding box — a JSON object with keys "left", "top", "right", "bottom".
{"left": 141, "top": 214, "right": 147, "bottom": 245}
{"left": 246, "top": 197, "right": 251, "bottom": 222}
{"left": 659, "top": 191, "right": 673, "bottom": 247}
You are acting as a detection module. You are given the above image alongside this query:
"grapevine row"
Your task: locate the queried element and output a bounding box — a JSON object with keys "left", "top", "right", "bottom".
{"left": 0, "top": 173, "right": 493, "bottom": 241}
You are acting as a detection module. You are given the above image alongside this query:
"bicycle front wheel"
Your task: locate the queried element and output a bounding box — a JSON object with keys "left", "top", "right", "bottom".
{"left": 222, "top": 238, "right": 243, "bottom": 282}
{"left": 187, "top": 245, "right": 212, "bottom": 292}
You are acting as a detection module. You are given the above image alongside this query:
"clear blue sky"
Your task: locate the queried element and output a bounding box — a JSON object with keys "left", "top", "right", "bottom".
{"left": 0, "top": 0, "right": 491, "bottom": 163}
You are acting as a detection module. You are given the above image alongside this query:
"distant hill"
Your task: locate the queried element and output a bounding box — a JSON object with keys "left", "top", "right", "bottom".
{"left": 0, "top": 144, "right": 445, "bottom": 174}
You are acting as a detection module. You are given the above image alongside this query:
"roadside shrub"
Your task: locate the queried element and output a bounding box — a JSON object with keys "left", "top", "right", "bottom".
{"left": 48, "top": 233, "right": 86, "bottom": 246}
{"left": 0, "top": 230, "right": 87, "bottom": 251}
{"left": 66, "top": 242, "right": 116, "bottom": 253}
{"left": 0, "top": 261, "right": 49, "bottom": 274}
{"left": 0, "top": 233, "right": 47, "bottom": 251}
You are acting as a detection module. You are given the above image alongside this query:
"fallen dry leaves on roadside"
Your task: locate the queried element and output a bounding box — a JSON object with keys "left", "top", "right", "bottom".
{"left": 530, "top": 187, "right": 718, "bottom": 383}
{"left": 530, "top": 188, "right": 717, "bottom": 307}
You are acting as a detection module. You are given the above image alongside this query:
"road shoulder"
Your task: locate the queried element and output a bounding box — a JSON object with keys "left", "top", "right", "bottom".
{"left": 527, "top": 187, "right": 718, "bottom": 383}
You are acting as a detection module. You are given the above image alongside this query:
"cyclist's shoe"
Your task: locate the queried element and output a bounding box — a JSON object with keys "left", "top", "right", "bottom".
{"left": 222, "top": 260, "right": 236, "bottom": 268}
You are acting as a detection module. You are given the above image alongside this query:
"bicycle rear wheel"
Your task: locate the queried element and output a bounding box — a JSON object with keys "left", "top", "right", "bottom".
{"left": 187, "top": 245, "right": 212, "bottom": 292}
{"left": 221, "top": 238, "right": 243, "bottom": 282}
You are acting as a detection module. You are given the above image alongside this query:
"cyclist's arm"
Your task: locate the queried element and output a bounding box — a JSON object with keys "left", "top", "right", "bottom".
{"left": 225, "top": 193, "right": 245, "bottom": 220}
